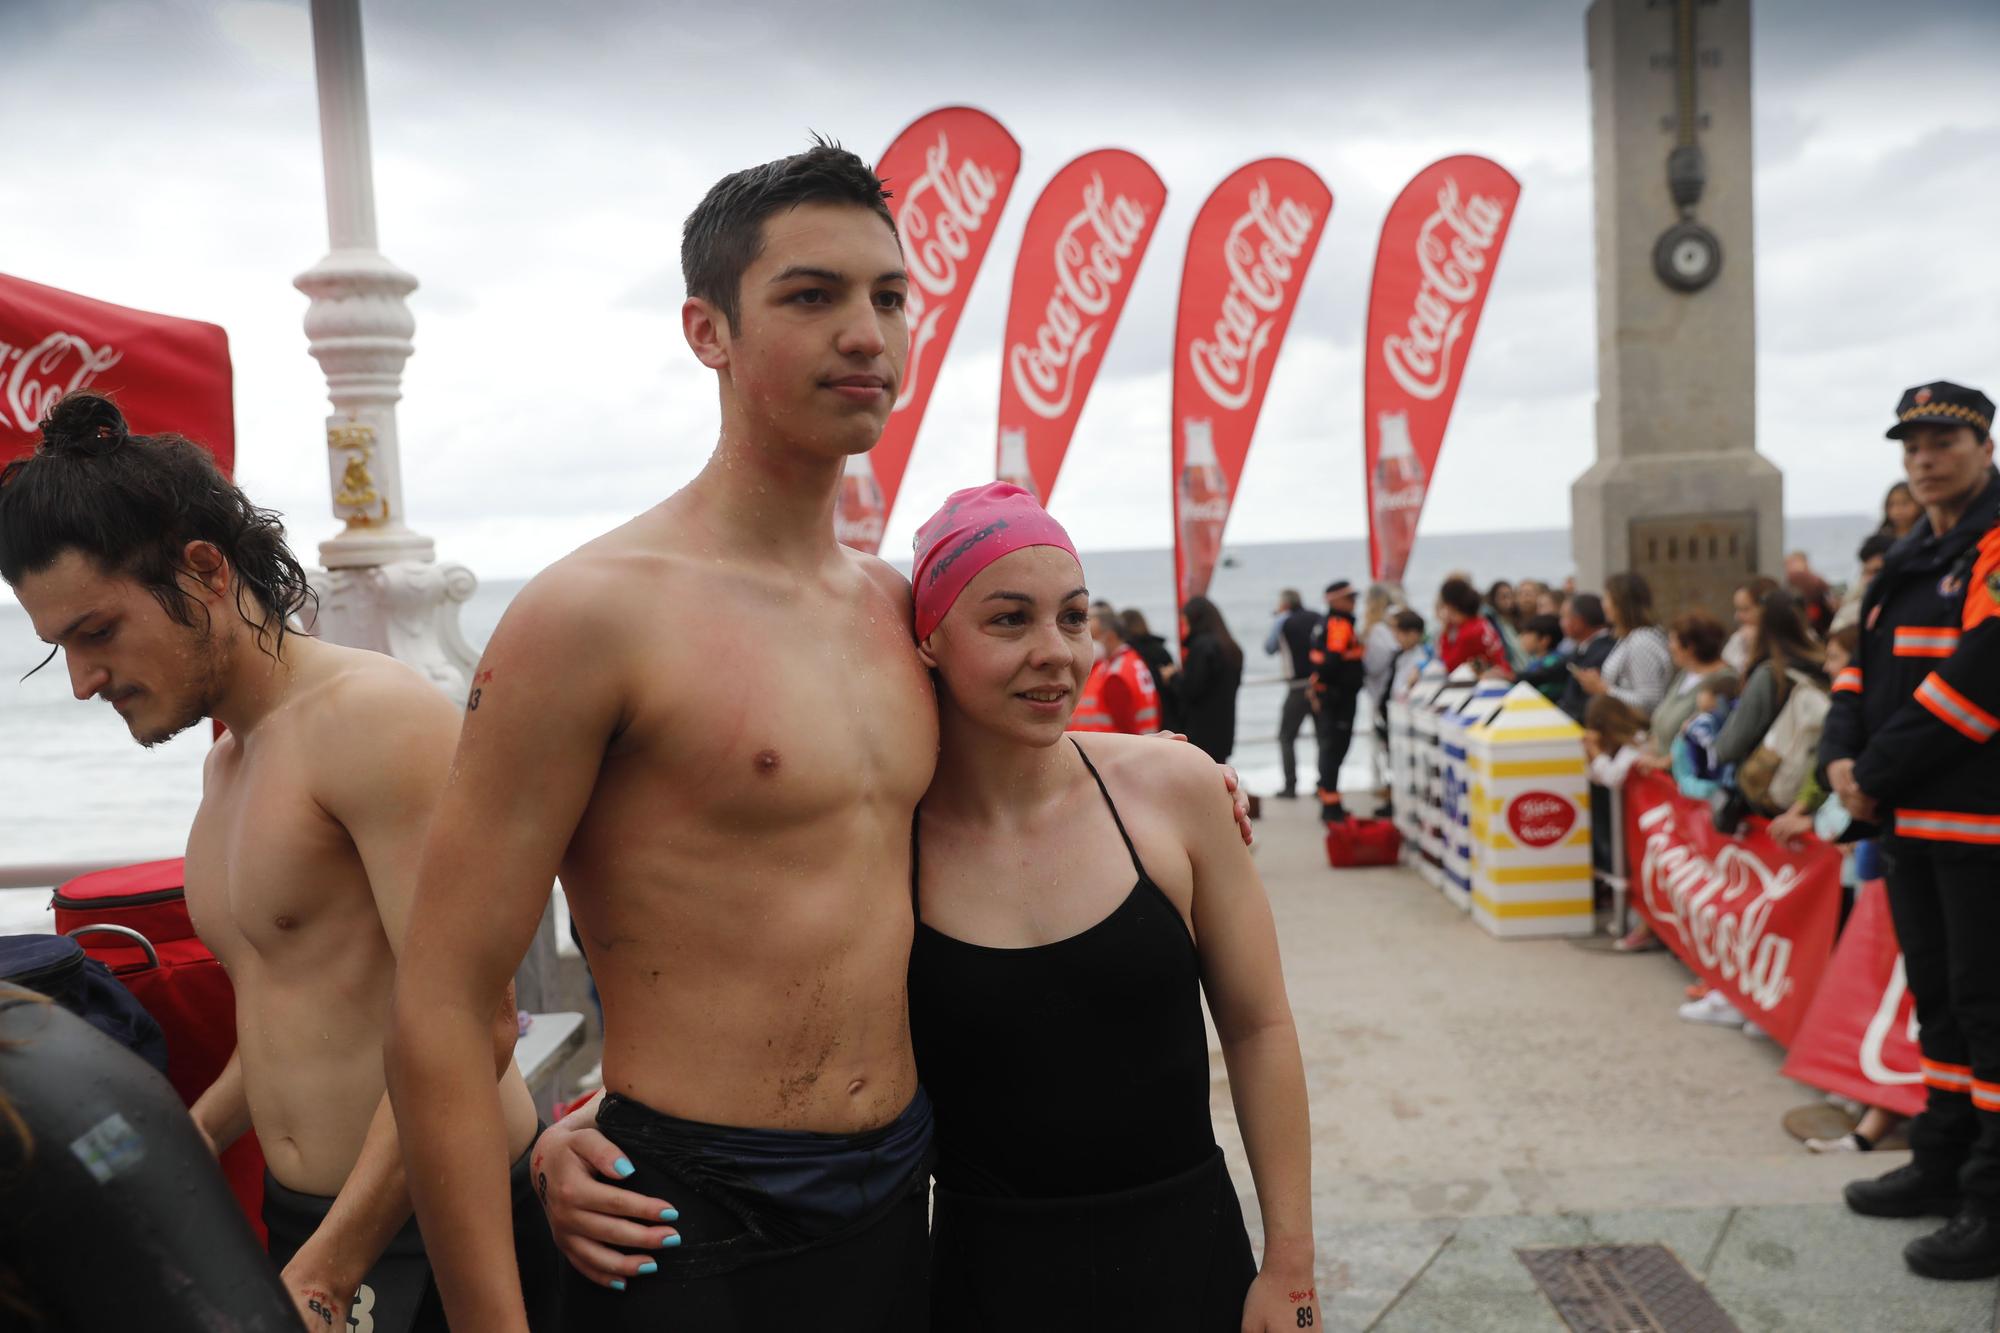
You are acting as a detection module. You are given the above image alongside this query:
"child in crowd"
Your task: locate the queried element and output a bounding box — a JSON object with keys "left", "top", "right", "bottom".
{"left": 1515, "top": 614, "right": 1568, "bottom": 704}
{"left": 1585, "top": 694, "right": 1660, "bottom": 953}
{"left": 1381, "top": 610, "right": 1431, "bottom": 735}
{"left": 1581, "top": 696, "right": 1650, "bottom": 788}
{"left": 1673, "top": 676, "right": 1741, "bottom": 801}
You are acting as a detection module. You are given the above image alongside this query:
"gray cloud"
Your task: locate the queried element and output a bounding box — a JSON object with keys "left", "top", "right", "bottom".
{"left": 0, "top": 0, "right": 1995, "bottom": 589}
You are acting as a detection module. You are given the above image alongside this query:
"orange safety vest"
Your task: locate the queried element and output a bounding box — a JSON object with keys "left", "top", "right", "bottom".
{"left": 1071, "top": 646, "right": 1161, "bottom": 734}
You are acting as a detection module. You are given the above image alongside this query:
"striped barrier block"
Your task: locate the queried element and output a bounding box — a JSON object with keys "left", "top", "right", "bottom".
{"left": 1440, "top": 677, "right": 1513, "bottom": 913}
{"left": 1414, "top": 668, "right": 1478, "bottom": 890}
{"left": 1465, "top": 683, "right": 1593, "bottom": 938}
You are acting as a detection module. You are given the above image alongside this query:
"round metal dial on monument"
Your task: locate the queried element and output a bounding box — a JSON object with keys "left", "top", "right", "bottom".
{"left": 1653, "top": 220, "right": 1721, "bottom": 292}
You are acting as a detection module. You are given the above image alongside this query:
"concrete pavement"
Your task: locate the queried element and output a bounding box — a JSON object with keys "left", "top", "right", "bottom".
{"left": 1214, "top": 796, "right": 2000, "bottom": 1332}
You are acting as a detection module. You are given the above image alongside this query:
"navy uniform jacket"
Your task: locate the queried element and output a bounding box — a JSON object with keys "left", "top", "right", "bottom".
{"left": 1821, "top": 470, "right": 2000, "bottom": 855}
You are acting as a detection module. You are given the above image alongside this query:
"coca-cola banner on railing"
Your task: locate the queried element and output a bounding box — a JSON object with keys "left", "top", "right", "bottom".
{"left": 836, "top": 107, "right": 1020, "bottom": 554}
{"left": 1624, "top": 772, "right": 1841, "bottom": 1046}
{"left": 0, "top": 273, "right": 234, "bottom": 474}
{"left": 995, "top": 150, "right": 1166, "bottom": 504}
{"left": 1781, "top": 879, "right": 1927, "bottom": 1118}
{"left": 1362, "top": 156, "right": 1519, "bottom": 584}
{"left": 1170, "top": 160, "right": 1330, "bottom": 606}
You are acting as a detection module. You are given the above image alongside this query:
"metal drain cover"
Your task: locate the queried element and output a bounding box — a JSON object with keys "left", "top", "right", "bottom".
{"left": 1515, "top": 1244, "right": 1740, "bottom": 1333}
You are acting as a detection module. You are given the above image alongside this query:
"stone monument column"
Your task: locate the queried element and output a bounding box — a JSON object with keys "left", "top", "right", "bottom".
{"left": 296, "top": 0, "right": 479, "bottom": 700}
{"left": 1572, "top": 0, "right": 1782, "bottom": 616}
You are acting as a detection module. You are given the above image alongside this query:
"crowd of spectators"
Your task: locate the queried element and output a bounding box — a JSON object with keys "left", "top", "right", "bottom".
{"left": 1365, "top": 485, "right": 1925, "bottom": 1154}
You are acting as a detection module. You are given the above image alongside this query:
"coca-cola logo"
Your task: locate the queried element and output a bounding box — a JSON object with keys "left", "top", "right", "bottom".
{"left": 1636, "top": 802, "right": 1804, "bottom": 1013}
{"left": 1376, "top": 483, "right": 1424, "bottom": 512}
{"left": 1381, "top": 179, "right": 1507, "bottom": 403}
{"left": 1189, "top": 181, "right": 1316, "bottom": 412}
{"left": 1505, "top": 792, "right": 1574, "bottom": 848}
{"left": 894, "top": 134, "right": 1001, "bottom": 415}
{"left": 1008, "top": 175, "right": 1150, "bottom": 421}
{"left": 3, "top": 330, "right": 123, "bottom": 432}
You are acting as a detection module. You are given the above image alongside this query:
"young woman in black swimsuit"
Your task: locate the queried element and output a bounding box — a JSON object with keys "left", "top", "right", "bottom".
{"left": 533, "top": 486, "right": 1321, "bottom": 1330}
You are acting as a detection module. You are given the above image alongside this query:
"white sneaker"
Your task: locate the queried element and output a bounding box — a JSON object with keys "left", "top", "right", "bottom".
{"left": 1805, "top": 1132, "right": 1866, "bottom": 1153}
{"left": 1677, "top": 991, "right": 1746, "bottom": 1026}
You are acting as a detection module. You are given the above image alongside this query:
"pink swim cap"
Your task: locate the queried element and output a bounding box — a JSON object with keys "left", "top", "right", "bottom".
{"left": 910, "top": 482, "right": 1080, "bottom": 641}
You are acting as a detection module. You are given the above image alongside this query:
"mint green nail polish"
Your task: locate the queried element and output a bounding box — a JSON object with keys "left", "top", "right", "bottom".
{"left": 637, "top": 1261, "right": 658, "bottom": 1275}
{"left": 610, "top": 1279, "right": 627, "bottom": 1292}
{"left": 660, "top": 1208, "right": 679, "bottom": 1222}
{"left": 662, "top": 1234, "right": 682, "bottom": 1248}
{"left": 613, "top": 1157, "right": 635, "bottom": 1178}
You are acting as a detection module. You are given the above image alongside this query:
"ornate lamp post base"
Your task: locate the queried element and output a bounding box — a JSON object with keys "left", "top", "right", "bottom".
{"left": 306, "top": 561, "right": 481, "bottom": 701}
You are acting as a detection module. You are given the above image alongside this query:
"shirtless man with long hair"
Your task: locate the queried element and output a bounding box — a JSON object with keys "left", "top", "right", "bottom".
{"left": 0, "top": 395, "right": 553, "bottom": 1331}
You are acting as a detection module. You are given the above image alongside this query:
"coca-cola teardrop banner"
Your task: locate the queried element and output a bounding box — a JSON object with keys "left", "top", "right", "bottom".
{"left": 1362, "top": 155, "right": 1519, "bottom": 584}
{"left": 1170, "top": 160, "right": 1331, "bottom": 606}
{"left": 0, "top": 273, "right": 234, "bottom": 475}
{"left": 995, "top": 150, "right": 1166, "bottom": 504}
{"left": 837, "top": 107, "right": 1020, "bottom": 554}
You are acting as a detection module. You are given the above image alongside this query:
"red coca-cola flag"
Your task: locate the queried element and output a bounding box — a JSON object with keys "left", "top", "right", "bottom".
{"left": 1170, "top": 160, "right": 1330, "bottom": 606}
{"left": 1625, "top": 772, "right": 1842, "bottom": 1046}
{"left": 1362, "top": 157, "right": 1519, "bottom": 584}
{"left": 995, "top": 150, "right": 1166, "bottom": 504}
{"left": 0, "top": 273, "right": 234, "bottom": 475}
{"left": 836, "top": 107, "right": 1020, "bottom": 554}
{"left": 1781, "top": 879, "right": 1926, "bottom": 1118}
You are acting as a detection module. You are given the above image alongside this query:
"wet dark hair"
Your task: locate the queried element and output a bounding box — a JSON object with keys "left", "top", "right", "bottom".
{"left": 1667, "top": 610, "right": 1728, "bottom": 664}
{"left": 682, "top": 136, "right": 897, "bottom": 333}
{"left": 1391, "top": 609, "right": 1426, "bottom": 635}
{"left": 1437, "top": 578, "right": 1482, "bottom": 617}
{"left": 1521, "top": 614, "right": 1563, "bottom": 647}
{"left": 1180, "top": 595, "right": 1243, "bottom": 675}
{"left": 0, "top": 393, "right": 314, "bottom": 663}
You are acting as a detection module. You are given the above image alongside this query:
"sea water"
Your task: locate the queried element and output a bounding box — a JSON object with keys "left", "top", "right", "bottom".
{"left": 0, "top": 518, "right": 1875, "bottom": 868}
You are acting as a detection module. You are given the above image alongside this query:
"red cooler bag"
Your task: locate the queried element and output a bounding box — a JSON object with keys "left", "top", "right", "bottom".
{"left": 53, "top": 857, "right": 266, "bottom": 1241}
{"left": 1325, "top": 818, "right": 1402, "bottom": 869}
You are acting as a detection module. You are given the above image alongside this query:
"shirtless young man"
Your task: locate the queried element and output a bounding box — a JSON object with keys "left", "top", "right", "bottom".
{"left": 388, "top": 142, "right": 1250, "bottom": 1331}
{"left": 0, "top": 394, "right": 556, "bottom": 1333}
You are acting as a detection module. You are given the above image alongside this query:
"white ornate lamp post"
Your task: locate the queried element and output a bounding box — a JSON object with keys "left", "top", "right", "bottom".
{"left": 296, "top": 0, "right": 478, "bottom": 699}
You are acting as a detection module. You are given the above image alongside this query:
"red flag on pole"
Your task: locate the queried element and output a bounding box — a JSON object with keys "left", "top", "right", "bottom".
{"left": 1170, "top": 160, "right": 1330, "bottom": 606}
{"left": 0, "top": 273, "right": 234, "bottom": 475}
{"left": 1362, "top": 156, "right": 1519, "bottom": 584}
{"left": 836, "top": 107, "right": 1020, "bottom": 554}
{"left": 995, "top": 149, "right": 1166, "bottom": 505}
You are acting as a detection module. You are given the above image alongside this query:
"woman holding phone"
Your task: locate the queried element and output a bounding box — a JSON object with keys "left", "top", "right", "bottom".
{"left": 531, "top": 484, "right": 1321, "bottom": 1332}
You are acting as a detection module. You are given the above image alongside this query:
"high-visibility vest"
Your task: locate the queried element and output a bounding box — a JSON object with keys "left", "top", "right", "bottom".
{"left": 1071, "top": 646, "right": 1161, "bottom": 734}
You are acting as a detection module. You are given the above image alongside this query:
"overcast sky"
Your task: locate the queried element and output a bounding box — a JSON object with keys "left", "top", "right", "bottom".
{"left": 2, "top": 0, "right": 1996, "bottom": 592}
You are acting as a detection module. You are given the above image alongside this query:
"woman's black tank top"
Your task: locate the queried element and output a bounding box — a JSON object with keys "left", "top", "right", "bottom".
{"left": 908, "top": 740, "right": 1218, "bottom": 1198}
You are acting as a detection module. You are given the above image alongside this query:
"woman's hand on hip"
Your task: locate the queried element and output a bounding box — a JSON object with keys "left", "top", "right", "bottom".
{"left": 531, "top": 1108, "right": 681, "bottom": 1289}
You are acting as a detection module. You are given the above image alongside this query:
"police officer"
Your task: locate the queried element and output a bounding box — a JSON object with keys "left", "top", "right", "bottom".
{"left": 1825, "top": 381, "right": 2000, "bottom": 1281}
{"left": 1310, "top": 579, "right": 1366, "bottom": 822}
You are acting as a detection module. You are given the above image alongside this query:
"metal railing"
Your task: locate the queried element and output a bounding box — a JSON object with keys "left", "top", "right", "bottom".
{"left": 0, "top": 858, "right": 171, "bottom": 892}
